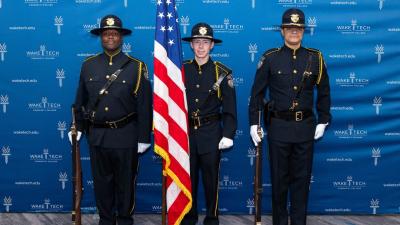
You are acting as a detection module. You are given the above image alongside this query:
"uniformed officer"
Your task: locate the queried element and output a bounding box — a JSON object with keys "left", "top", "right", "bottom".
{"left": 68, "top": 15, "right": 152, "bottom": 225}
{"left": 181, "top": 23, "right": 237, "bottom": 225}
{"left": 249, "top": 8, "right": 331, "bottom": 225}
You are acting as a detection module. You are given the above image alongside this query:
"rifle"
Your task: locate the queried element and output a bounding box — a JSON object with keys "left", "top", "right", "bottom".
{"left": 254, "top": 110, "right": 263, "bottom": 225}
{"left": 71, "top": 106, "right": 83, "bottom": 225}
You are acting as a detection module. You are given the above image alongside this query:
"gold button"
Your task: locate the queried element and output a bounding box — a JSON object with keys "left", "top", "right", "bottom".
{"left": 293, "top": 55, "right": 297, "bottom": 60}
{"left": 105, "top": 91, "right": 109, "bottom": 94}
{"left": 293, "top": 86, "right": 298, "bottom": 91}
{"left": 196, "top": 84, "right": 200, "bottom": 88}
{"left": 293, "top": 70, "right": 297, "bottom": 74}
{"left": 198, "top": 71, "right": 202, "bottom": 75}
{"left": 109, "top": 62, "right": 113, "bottom": 66}
{"left": 105, "top": 107, "right": 109, "bottom": 111}
{"left": 194, "top": 126, "right": 198, "bottom": 130}
{"left": 89, "top": 78, "right": 93, "bottom": 81}
{"left": 295, "top": 102, "right": 299, "bottom": 106}
{"left": 195, "top": 99, "right": 199, "bottom": 103}
{"left": 123, "top": 80, "right": 126, "bottom": 83}
{"left": 106, "top": 75, "right": 110, "bottom": 79}
{"left": 278, "top": 71, "right": 281, "bottom": 74}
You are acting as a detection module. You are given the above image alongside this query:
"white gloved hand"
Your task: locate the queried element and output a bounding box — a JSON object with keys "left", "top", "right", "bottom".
{"left": 218, "top": 137, "right": 233, "bottom": 150}
{"left": 68, "top": 131, "right": 82, "bottom": 145}
{"left": 314, "top": 123, "right": 328, "bottom": 140}
{"left": 138, "top": 143, "right": 151, "bottom": 153}
{"left": 250, "top": 125, "right": 264, "bottom": 146}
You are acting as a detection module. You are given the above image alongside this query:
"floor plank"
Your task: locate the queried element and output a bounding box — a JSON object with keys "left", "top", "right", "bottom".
{"left": 0, "top": 213, "right": 399, "bottom": 225}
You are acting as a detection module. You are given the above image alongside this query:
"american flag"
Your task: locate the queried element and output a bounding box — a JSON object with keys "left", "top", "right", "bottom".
{"left": 153, "top": 0, "right": 192, "bottom": 224}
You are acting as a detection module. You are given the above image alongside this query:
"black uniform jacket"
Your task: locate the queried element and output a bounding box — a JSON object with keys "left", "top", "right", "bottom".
{"left": 249, "top": 45, "right": 331, "bottom": 143}
{"left": 184, "top": 58, "right": 237, "bottom": 154}
{"left": 74, "top": 51, "right": 152, "bottom": 148}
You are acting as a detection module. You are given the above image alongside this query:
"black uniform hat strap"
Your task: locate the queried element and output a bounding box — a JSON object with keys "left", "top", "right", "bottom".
{"left": 89, "top": 59, "right": 132, "bottom": 121}
{"left": 289, "top": 53, "right": 313, "bottom": 111}
{"left": 192, "top": 67, "right": 229, "bottom": 116}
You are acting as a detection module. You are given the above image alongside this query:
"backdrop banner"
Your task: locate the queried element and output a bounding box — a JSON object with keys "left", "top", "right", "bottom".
{"left": 0, "top": 0, "right": 399, "bottom": 215}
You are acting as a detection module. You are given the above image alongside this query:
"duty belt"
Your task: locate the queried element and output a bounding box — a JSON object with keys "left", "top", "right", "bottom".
{"left": 90, "top": 112, "right": 137, "bottom": 129}
{"left": 271, "top": 110, "right": 313, "bottom": 122}
{"left": 190, "top": 113, "right": 221, "bottom": 129}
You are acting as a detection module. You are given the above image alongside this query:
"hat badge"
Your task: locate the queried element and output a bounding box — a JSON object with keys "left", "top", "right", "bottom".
{"left": 199, "top": 27, "right": 208, "bottom": 35}
{"left": 106, "top": 18, "right": 115, "bottom": 26}
{"left": 290, "top": 14, "right": 300, "bottom": 23}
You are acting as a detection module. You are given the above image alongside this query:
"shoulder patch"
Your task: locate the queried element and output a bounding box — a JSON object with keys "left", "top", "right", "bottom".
{"left": 214, "top": 61, "right": 232, "bottom": 75}
{"left": 226, "top": 74, "right": 234, "bottom": 88}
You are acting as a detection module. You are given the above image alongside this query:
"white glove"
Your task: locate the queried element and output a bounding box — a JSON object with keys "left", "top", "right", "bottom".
{"left": 138, "top": 143, "right": 151, "bottom": 153}
{"left": 68, "top": 131, "right": 82, "bottom": 145}
{"left": 218, "top": 137, "right": 233, "bottom": 149}
{"left": 250, "top": 125, "right": 264, "bottom": 146}
{"left": 314, "top": 123, "right": 328, "bottom": 140}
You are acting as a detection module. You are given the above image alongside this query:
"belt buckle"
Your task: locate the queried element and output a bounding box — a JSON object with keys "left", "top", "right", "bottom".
{"left": 108, "top": 121, "right": 118, "bottom": 129}
{"left": 295, "top": 111, "right": 303, "bottom": 121}
{"left": 193, "top": 116, "right": 201, "bottom": 129}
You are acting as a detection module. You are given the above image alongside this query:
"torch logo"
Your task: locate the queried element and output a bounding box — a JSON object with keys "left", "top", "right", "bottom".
{"left": 0, "top": 43, "right": 6, "bottom": 61}
{"left": 2, "top": 146, "right": 11, "bottom": 164}
{"left": 58, "top": 172, "right": 68, "bottom": 190}
{"left": 56, "top": 69, "right": 65, "bottom": 88}
{"left": 372, "top": 96, "right": 382, "bottom": 115}
{"left": 248, "top": 43, "right": 258, "bottom": 63}
{"left": 54, "top": 16, "right": 63, "bottom": 34}
{"left": 371, "top": 148, "right": 381, "bottom": 166}
{"left": 180, "top": 16, "right": 190, "bottom": 35}
{"left": 375, "top": 44, "right": 384, "bottom": 63}
{"left": 3, "top": 196, "right": 12, "bottom": 212}
{"left": 1, "top": 95, "right": 9, "bottom": 113}
{"left": 57, "top": 121, "right": 67, "bottom": 139}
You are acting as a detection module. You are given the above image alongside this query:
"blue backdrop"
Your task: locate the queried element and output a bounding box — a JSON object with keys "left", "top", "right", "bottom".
{"left": 0, "top": 0, "right": 399, "bottom": 215}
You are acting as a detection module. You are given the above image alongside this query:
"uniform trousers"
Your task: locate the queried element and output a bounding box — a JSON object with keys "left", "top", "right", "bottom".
{"left": 89, "top": 146, "right": 138, "bottom": 225}
{"left": 181, "top": 133, "right": 221, "bottom": 225}
{"left": 268, "top": 139, "right": 314, "bottom": 225}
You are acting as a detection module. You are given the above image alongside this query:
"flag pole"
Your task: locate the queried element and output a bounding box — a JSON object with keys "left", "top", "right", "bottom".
{"left": 162, "top": 160, "right": 167, "bottom": 225}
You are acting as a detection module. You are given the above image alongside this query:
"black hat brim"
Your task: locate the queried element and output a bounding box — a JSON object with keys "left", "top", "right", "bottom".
{"left": 90, "top": 27, "right": 132, "bottom": 36}
{"left": 182, "top": 36, "right": 222, "bottom": 44}
{"left": 280, "top": 24, "right": 307, "bottom": 28}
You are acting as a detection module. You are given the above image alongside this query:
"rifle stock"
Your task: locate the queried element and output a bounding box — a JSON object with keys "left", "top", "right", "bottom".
{"left": 254, "top": 110, "right": 263, "bottom": 225}
{"left": 71, "top": 106, "right": 83, "bottom": 225}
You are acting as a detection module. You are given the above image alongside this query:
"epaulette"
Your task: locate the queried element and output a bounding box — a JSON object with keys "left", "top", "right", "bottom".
{"left": 127, "top": 55, "right": 144, "bottom": 64}
{"left": 262, "top": 48, "right": 281, "bottom": 57}
{"left": 183, "top": 59, "right": 193, "bottom": 64}
{"left": 305, "top": 47, "right": 321, "bottom": 54}
{"left": 84, "top": 53, "right": 100, "bottom": 62}
{"left": 257, "top": 48, "right": 280, "bottom": 69}
{"left": 127, "top": 55, "right": 147, "bottom": 95}
{"left": 305, "top": 47, "right": 324, "bottom": 84}
{"left": 214, "top": 61, "right": 232, "bottom": 75}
